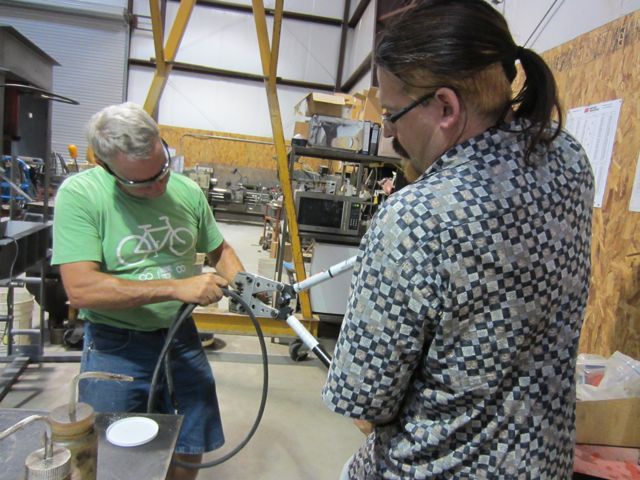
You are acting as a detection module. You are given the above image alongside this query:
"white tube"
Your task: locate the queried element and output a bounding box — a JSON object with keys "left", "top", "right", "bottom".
{"left": 293, "top": 256, "right": 357, "bottom": 293}
{"left": 286, "top": 315, "right": 319, "bottom": 349}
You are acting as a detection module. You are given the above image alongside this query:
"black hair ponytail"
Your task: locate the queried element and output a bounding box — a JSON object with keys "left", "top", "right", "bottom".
{"left": 376, "top": 0, "right": 564, "bottom": 163}
{"left": 511, "top": 47, "right": 563, "bottom": 161}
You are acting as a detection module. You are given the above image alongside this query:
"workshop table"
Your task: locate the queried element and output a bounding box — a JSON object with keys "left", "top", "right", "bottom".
{"left": 0, "top": 408, "right": 182, "bottom": 479}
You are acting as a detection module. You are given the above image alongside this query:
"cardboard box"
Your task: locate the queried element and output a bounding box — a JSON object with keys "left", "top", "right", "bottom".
{"left": 293, "top": 121, "right": 309, "bottom": 140}
{"left": 351, "top": 93, "right": 365, "bottom": 121}
{"left": 269, "top": 239, "right": 292, "bottom": 262}
{"left": 351, "top": 88, "right": 382, "bottom": 123}
{"left": 269, "top": 238, "right": 277, "bottom": 259}
{"left": 576, "top": 398, "right": 640, "bottom": 448}
{"left": 296, "top": 92, "right": 353, "bottom": 118}
{"left": 283, "top": 242, "right": 292, "bottom": 262}
{"left": 361, "top": 87, "right": 383, "bottom": 123}
{"left": 308, "top": 115, "right": 365, "bottom": 152}
{"left": 377, "top": 135, "right": 402, "bottom": 159}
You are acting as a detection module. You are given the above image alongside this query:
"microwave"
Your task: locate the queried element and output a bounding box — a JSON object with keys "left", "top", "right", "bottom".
{"left": 295, "top": 191, "right": 369, "bottom": 237}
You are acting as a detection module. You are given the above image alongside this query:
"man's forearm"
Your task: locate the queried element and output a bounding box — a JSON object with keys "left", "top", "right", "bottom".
{"left": 65, "top": 269, "right": 178, "bottom": 310}
{"left": 209, "top": 243, "right": 245, "bottom": 284}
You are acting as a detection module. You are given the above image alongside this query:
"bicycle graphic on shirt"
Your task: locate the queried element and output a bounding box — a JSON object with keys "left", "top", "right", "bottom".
{"left": 116, "top": 216, "right": 195, "bottom": 267}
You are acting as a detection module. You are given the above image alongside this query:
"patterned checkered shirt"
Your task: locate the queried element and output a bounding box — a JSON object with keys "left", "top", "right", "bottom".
{"left": 322, "top": 119, "right": 594, "bottom": 479}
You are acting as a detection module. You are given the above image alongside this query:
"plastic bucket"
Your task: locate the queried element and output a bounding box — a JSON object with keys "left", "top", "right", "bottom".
{"left": 0, "top": 287, "right": 35, "bottom": 345}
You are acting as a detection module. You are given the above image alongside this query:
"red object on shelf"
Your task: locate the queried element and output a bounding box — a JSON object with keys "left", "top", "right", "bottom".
{"left": 574, "top": 445, "right": 640, "bottom": 480}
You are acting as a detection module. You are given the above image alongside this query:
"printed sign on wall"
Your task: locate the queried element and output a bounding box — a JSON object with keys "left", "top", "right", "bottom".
{"left": 565, "top": 99, "right": 623, "bottom": 208}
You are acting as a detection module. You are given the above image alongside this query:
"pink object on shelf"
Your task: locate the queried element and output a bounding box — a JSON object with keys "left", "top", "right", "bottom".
{"left": 574, "top": 445, "right": 640, "bottom": 479}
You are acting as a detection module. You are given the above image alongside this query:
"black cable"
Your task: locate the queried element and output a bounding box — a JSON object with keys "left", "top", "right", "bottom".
{"left": 523, "top": 0, "right": 560, "bottom": 48}
{"left": 147, "top": 287, "right": 269, "bottom": 470}
{"left": 164, "top": 349, "right": 178, "bottom": 411}
{"left": 147, "top": 304, "right": 189, "bottom": 413}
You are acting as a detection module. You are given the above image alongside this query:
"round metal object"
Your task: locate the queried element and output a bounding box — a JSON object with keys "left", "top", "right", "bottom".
{"left": 25, "top": 445, "right": 71, "bottom": 480}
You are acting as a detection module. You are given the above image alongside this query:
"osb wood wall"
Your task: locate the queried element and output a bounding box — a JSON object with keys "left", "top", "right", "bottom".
{"left": 158, "top": 124, "right": 330, "bottom": 172}
{"left": 542, "top": 10, "right": 639, "bottom": 358}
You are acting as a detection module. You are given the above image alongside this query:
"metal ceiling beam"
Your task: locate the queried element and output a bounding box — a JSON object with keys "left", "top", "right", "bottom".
{"left": 143, "top": 0, "right": 196, "bottom": 117}
{"left": 168, "top": 0, "right": 342, "bottom": 26}
{"left": 129, "top": 58, "right": 335, "bottom": 91}
{"left": 336, "top": 0, "right": 351, "bottom": 90}
{"left": 348, "top": 0, "right": 370, "bottom": 27}
{"left": 340, "top": 52, "right": 371, "bottom": 92}
{"left": 377, "top": 0, "right": 416, "bottom": 22}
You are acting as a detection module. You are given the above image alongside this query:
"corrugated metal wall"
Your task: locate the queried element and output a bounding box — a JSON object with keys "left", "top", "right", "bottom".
{"left": 0, "top": 4, "right": 128, "bottom": 162}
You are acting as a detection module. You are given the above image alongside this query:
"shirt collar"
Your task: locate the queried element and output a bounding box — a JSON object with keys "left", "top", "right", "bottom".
{"left": 416, "top": 117, "right": 531, "bottom": 181}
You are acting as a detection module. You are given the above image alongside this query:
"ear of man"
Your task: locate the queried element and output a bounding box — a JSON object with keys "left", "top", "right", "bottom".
{"left": 434, "top": 87, "right": 462, "bottom": 131}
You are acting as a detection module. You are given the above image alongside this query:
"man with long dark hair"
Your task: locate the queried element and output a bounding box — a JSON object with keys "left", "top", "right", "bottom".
{"left": 323, "top": 1, "right": 594, "bottom": 478}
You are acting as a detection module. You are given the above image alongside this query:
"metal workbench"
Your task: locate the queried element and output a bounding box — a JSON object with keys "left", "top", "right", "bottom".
{"left": 0, "top": 408, "right": 182, "bottom": 480}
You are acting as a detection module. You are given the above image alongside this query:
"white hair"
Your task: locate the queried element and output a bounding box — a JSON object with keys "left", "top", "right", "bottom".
{"left": 86, "top": 102, "right": 160, "bottom": 164}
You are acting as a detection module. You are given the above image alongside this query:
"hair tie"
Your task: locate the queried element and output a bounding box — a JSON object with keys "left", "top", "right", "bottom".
{"left": 516, "top": 45, "right": 525, "bottom": 60}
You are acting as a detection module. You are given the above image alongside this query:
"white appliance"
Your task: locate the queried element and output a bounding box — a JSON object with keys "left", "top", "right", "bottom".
{"left": 309, "top": 242, "right": 359, "bottom": 320}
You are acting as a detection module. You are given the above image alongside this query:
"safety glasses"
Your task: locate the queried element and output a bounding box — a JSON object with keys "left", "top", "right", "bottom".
{"left": 103, "top": 139, "right": 171, "bottom": 188}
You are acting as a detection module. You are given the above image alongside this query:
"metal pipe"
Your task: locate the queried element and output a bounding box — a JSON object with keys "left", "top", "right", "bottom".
{"left": 0, "top": 277, "right": 40, "bottom": 288}
{"left": 9, "top": 328, "right": 39, "bottom": 335}
{"left": 0, "top": 354, "right": 80, "bottom": 363}
{"left": 68, "top": 372, "right": 134, "bottom": 417}
{"left": 180, "top": 132, "right": 274, "bottom": 147}
{"left": 0, "top": 172, "right": 35, "bottom": 203}
{"left": 37, "top": 263, "right": 46, "bottom": 354}
{"left": 0, "top": 278, "right": 46, "bottom": 288}
{"left": 9, "top": 151, "right": 18, "bottom": 218}
{"left": 0, "top": 414, "right": 53, "bottom": 459}
{"left": 6, "top": 284, "right": 14, "bottom": 357}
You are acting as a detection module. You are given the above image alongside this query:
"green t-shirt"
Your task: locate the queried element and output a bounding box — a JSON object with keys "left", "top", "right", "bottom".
{"left": 51, "top": 167, "right": 224, "bottom": 330}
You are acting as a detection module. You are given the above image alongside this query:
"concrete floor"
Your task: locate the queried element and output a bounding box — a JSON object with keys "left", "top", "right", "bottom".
{"left": 0, "top": 221, "right": 364, "bottom": 479}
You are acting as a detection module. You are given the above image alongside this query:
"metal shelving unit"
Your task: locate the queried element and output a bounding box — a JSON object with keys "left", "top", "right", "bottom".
{"left": 275, "top": 145, "right": 401, "bottom": 279}
{"left": 290, "top": 144, "right": 402, "bottom": 166}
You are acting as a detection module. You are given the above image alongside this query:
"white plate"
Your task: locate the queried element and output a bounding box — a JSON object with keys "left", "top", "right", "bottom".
{"left": 106, "top": 416, "right": 159, "bottom": 447}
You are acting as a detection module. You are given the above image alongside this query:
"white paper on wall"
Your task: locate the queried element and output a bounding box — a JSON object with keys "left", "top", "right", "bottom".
{"left": 565, "top": 99, "right": 623, "bottom": 208}
{"left": 628, "top": 152, "right": 640, "bottom": 212}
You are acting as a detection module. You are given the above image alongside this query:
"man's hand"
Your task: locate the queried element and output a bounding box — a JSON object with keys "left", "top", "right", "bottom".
{"left": 353, "top": 419, "right": 374, "bottom": 436}
{"left": 174, "top": 273, "right": 228, "bottom": 305}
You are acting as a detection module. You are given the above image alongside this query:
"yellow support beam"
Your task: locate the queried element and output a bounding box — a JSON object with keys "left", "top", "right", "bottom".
{"left": 148, "top": 0, "right": 166, "bottom": 73}
{"left": 193, "top": 311, "right": 318, "bottom": 337}
{"left": 164, "top": 0, "right": 195, "bottom": 61}
{"left": 143, "top": 0, "right": 196, "bottom": 116}
{"left": 251, "top": 0, "right": 312, "bottom": 320}
{"left": 268, "top": 0, "right": 282, "bottom": 91}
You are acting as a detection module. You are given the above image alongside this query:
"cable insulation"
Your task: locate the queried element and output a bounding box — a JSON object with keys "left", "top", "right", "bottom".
{"left": 147, "top": 288, "right": 269, "bottom": 469}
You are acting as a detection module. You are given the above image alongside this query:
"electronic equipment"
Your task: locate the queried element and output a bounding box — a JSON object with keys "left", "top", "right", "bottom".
{"left": 294, "top": 191, "right": 370, "bottom": 238}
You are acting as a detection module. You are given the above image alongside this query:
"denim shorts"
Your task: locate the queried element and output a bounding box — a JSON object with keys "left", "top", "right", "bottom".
{"left": 79, "top": 319, "right": 225, "bottom": 454}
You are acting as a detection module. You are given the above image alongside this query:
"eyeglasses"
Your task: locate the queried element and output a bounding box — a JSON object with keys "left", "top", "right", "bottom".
{"left": 382, "top": 92, "right": 436, "bottom": 124}
{"left": 103, "top": 139, "right": 171, "bottom": 187}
